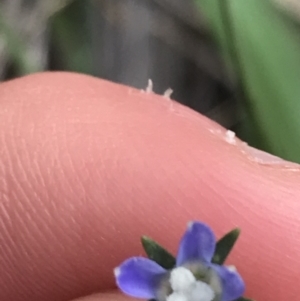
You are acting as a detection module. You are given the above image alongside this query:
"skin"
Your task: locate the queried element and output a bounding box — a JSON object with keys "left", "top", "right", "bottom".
{"left": 0, "top": 72, "right": 300, "bottom": 301}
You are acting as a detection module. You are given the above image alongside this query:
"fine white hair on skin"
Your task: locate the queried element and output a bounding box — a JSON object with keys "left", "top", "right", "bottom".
{"left": 163, "top": 88, "right": 173, "bottom": 98}
{"left": 145, "top": 79, "right": 153, "bottom": 93}
{"left": 225, "top": 130, "right": 236, "bottom": 144}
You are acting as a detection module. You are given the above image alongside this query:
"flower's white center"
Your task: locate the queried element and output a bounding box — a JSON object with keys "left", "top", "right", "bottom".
{"left": 167, "top": 292, "right": 188, "bottom": 301}
{"left": 167, "top": 267, "right": 215, "bottom": 301}
{"left": 188, "top": 282, "right": 215, "bottom": 301}
{"left": 169, "top": 267, "right": 196, "bottom": 292}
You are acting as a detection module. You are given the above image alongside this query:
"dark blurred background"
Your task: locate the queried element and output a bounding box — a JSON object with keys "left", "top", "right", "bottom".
{"left": 0, "top": 0, "right": 238, "bottom": 128}
{"left": 1, "top": 0, "right": 300, "bottom": 162}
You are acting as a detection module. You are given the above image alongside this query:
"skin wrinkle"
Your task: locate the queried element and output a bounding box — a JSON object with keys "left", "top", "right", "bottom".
{"left": 10, "top": 138, "right": 51, "bottom": 251}
{"left": 9, "top": 123, "right": 49, "bottom": 233}
{"left": 6, "top": 134, "right": 39, "bottom": 255}
{"left": 10, "top": 186, "right": 65, "bottom": 298}
{"left": 1, "top": 203, "right": 33, "bottom": 295}
{"left": 58, "top": 123, "right": 119, "bottom": 268}
{"left": 1, "top": 98, "right": 93, "bottom": 299}
{"left": 0, "top": 201, "right": 17, "bottom": 292}
{"left": 52, "top": 138, "right": 116, "bottom": 296}
{"left": 0, "top": 72, "right": 300, "bottom": 301}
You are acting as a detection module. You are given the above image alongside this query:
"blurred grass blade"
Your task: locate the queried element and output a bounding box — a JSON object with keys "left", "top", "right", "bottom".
{"left": 141, "top": 236, "right": 176, "bottom": 269}
{"left": 196, "top": 0, "right": 300, "bottom": 163}
{"left": 0, "top": 12, "right": 34, "bottom": 74}
{"left": 50, "top": 0, "right": 92, "bottom": 73}
{"left": 212, "top": 228, "right": 240, "bottom": 265}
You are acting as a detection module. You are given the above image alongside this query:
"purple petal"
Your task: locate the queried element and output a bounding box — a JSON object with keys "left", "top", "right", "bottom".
{"left": 211, "top": 264, "right": 245, "bottom": 301}
{"left": 176, "top": 221, "right": 216, "bottom": 265}
{"left": 114, "top": 257, "right": 167, "bottom": 299}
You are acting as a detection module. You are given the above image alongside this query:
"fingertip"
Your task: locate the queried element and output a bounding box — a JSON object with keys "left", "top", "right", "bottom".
{"left": 0, "top": 72, "right": 300, "bottom": 301}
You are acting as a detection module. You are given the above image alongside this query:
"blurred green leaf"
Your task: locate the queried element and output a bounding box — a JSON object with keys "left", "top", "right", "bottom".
{"left": 142, "top": 227, "right": 240, "bottom": 268}
{"left": 50, "top": 0, "right": 92, "bottom": 73}
{"left": 143, "top": 230, "right": 251, "bottom": 301}
{"left": 196, "top": 0, "right": 300, "bottom": 163}
{"left": 0, "top": 12, "right": 34, "bottom": 74}
{"left": 141, "top": 236, "right": 176, "bottom": 269}
{"left": 212, "top": 228, "right": 240, "bottom": 265}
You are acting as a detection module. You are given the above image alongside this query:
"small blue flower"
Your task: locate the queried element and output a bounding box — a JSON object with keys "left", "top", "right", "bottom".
{"left": 114, "top": 221, "right": 245, "bottom": 301}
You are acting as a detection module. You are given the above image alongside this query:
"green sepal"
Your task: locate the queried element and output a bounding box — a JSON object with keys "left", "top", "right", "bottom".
{"left": 141, "top": 236, "right": 176, "bottom": 269}
{"left": 142, "top": 228, "right": 240, "bottom": 268}
{"left": 142, "top": 229, "right": 251, "bottom": 301}
{"left": 212, "top": 228, "right": 240, "bottom": 265}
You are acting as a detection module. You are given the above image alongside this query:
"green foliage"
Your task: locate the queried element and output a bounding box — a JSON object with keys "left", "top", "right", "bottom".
{"left": 50, "top": 0, "right": 93, "bottom": 73}
{"left": 196, "top": 0, "right": 300, "bottom": 163}
{"left": 141, "top": 236, "right": 176, "bottom": 269}
{"left": 0, "top": 11, "right": 35, "bottom": 74}
{"left": 142, "top": 228, "right": 252, "bottom": 300}
{"left": 212, "top": 228, "right": 240, "bottom": 265}
{"left": 142, "top": 228, "right": 241, "bottom": 269}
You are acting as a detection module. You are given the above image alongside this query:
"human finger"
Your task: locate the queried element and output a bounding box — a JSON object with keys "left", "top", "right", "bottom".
{"left": 0, "top": 72, "right": 300, "bottom": 301}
